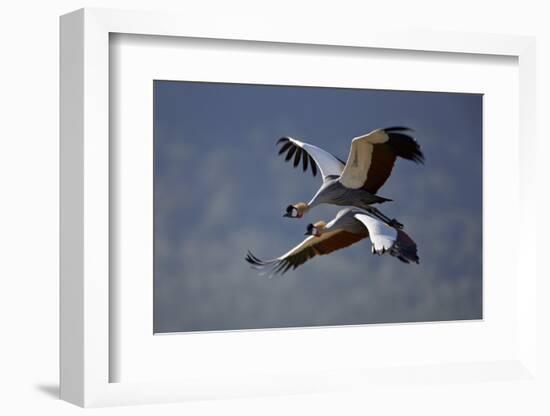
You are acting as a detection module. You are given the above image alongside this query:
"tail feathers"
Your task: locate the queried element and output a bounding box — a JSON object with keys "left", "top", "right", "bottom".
{"left": 351, "top": 195, "right": 392, "bottom": 211}
{"left": 375, "top": 195, "right": 393, "bottom": 204}
{"left": 371, "top": 195, "right": 392, "bottom": 204}
{"left": 391, "top": 230, "right": 420, "bottom": 264}
{"left": 385, "top": 130, "right": 425, "bottom": 164}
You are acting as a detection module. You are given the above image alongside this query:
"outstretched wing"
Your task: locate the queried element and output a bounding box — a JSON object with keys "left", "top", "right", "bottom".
{"left": 353, "top": 212, "right": 419, "bottom": 264}
{"left": 245, "top": 230, "right": 364, "bottom": 276}
{"left": 339, "top": 127, "right": 424, "bottom": 193}
{"left": 277, "top": 137, "right": 345, "bottom": 182}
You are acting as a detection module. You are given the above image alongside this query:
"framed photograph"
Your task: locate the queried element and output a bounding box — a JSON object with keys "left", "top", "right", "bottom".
{"left": 60, "top": 8, "right": 538, "bottom": 408}
{"left": 151, "top": 80, "right": 481, "bottom": 334}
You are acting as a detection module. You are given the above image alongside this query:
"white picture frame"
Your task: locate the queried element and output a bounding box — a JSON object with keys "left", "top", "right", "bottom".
{"left": 60, "top": 7, "right": 538, "bottom": 408}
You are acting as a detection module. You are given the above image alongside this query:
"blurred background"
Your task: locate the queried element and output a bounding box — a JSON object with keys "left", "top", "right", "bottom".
{"left": 153, "top": 80, "right": 482, "bottom": 333}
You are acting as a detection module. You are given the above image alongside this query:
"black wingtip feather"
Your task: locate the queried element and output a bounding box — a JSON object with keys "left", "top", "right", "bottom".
{"left": 385, "top": 126, "right": 414, "bottom": 132}
{"left": 396, "top": 256, "right": 410, "bottom": 264}
{"left": 277, "top": 141, "right": 292, "bottom": 155}
{"left": 285, "top": 145, "right": 297, "bottom": 161}
{"left": 245, "top": 250, "right": 261, "bottom": 265}
{"left": 387, "top": 132, "right": 425, "bottom": 164}
{"left": 276, "top": 138, "right": 322, "bottom": 179}
{"left": 245, "top": 251, "right": 295, "bottom": 277}
{"left": 282, "top": 262, "right": 293, "bottom": 274}
{"left": 293, "top": 148, "right": 302, "bottom": 167}
{"left": 309, "top": 155, "right": 317, "bottom": 176}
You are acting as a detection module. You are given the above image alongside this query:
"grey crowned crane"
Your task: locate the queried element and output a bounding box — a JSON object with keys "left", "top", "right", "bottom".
{"left": 277, "top": 127, "right": 424, "bottom": 227}
{"left": 245, "top": 208, "right": 419, "bottom": 276}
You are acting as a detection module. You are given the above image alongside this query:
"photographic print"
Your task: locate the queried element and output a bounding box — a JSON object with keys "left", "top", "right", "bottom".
{"left": 153, "top": 81, "right": 482, "bottom": 333}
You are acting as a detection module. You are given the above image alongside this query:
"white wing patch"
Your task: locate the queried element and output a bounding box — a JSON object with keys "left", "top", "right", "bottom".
{"left": 288, "top": 138, "right": 344, "bottom": 181}
{"left": 353, "top": 213, "right": 397, "bottom": 254}
{"left": 339, "top": 129, "right": 389, "bottom": 189}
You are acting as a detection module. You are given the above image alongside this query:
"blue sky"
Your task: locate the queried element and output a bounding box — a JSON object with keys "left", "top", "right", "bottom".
{"left": 153, "top": 80, "right": 482, "bottom": 333}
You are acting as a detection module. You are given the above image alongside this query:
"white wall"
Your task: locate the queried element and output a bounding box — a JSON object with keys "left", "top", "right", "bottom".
{"left": 1, "top": 0, "right": 548, "bottom": 414}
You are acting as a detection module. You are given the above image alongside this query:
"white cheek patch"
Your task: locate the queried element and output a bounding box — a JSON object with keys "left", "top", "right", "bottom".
{"left": 292, "top": 208, "right": 298, "bottom": 217}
